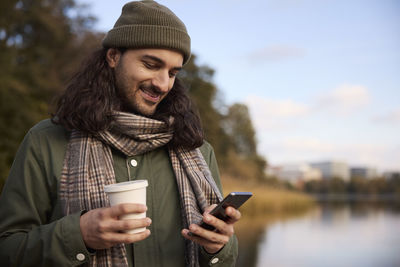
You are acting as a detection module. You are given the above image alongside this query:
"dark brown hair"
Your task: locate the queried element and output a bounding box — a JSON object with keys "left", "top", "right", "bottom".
{"left": 52, "top": 48, "right": 203, "bottom": 149}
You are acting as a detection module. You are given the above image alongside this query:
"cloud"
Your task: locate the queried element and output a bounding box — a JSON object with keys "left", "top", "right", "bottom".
{"left": 245, "top": 95, "right": 309, "bottom": 130}
{"left": 372, "top": 108, "right": 400, "bottom": 124}
{"left": 314, "top": 84, "right": 370, "bottom": 114}
{"left": 246, "top": 95, "right": 309, "bottom": 117}
{"left": 243, "top": 84, "right": 397, "bottom": 171}
{"left": 281, "top": 137, "right": 335, "bottom": 153}
{"left": 243, "top": 83, "right": 372, "bottom": 134}
{"left": 245, "top": 84, "right": 370, "bottom": 129}
{"left": 260, "top": 137, "right": 400, "bottom": 170}
{"left": 248, "top": 44, "right": 306, "bottom": 62}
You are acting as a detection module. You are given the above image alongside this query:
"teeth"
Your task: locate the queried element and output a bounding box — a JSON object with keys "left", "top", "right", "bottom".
{"left": 147, "top": 91, "right": 157, "bottom": 97}
{"left": 141, "top": 88, "right": 159, "bottom": 101}
{"left": 141, "top": 88, "right": 157, "bottom": 97}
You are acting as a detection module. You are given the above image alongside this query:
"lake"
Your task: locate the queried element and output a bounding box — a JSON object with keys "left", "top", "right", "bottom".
{"left": 235, "top": 200, "right": 400, "bottom": 267}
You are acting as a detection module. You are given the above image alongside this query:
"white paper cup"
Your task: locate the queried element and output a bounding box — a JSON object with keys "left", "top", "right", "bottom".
{"left": 104, "top": 180, "right": 148, "bottom": 234}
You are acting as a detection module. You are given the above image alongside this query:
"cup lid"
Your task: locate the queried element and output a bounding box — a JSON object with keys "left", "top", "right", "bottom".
{"left": 104, "top": 180, "right": 148, "bottom": 193}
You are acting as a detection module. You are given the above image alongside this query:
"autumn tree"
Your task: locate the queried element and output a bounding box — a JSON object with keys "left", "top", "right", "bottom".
{"left": 179, "top": 55, "right": 233, "bottom": 167}
{"left": 224, "top": 103, "right": 257, "bottom": 156}
{"left": 180, "top": 59, "right": 267, "bottom": 181}
{"left": 0, "top": 0, "right": 101, "bottom": 189}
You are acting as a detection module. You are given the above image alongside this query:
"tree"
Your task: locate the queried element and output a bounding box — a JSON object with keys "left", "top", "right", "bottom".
{"left": 0, "top": 0, "right": 100, "bottom": 189}
{"left": 180, "top": 59, "right": 267, "bottom": 181}
{"left": 179, "top": 55, "right": 233, "bottom": 166}
{"left": 224, "top": 103, "right": 257, "bottom": 157}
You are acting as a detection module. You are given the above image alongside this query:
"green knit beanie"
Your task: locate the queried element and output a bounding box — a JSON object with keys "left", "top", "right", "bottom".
{"left": 102, "top": 0, "right": 191, "bottom": 64}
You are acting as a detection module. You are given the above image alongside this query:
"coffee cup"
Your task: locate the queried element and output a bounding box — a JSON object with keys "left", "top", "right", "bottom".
{"left": 104, "top": 180, "right": 148, "bottom": 234}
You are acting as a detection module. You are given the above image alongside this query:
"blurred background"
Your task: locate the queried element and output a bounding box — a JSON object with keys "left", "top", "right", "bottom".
{"left": 1, "top": 0, "right": 399, "bottom": 266}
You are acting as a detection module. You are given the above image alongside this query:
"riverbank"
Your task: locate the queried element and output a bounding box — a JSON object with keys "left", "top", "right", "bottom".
{"left": 311, "top": 193, "right": 400, "bottom": 202}
{"left": 220, "top": 176, "right": 316, "bottom": 216}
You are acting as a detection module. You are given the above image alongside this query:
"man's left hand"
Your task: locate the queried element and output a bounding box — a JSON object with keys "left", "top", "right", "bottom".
{"left": 181, "top": 204, "right": 241, "bottom": 254}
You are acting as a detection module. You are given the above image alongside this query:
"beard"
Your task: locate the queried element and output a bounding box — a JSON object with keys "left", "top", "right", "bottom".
{"left": 116, "top": 81, "right": 169, "bottom": 118}
{"left": 113, "top": 66, "right": 166, "bottom": 117}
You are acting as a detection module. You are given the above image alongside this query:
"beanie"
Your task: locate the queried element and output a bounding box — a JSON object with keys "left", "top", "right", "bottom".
{"left": 102, "top": 0, "right": 191, "bottom": 64}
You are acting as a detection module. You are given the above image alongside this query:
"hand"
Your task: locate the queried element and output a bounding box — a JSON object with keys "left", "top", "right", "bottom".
{"left": 80, "top": 203, "right": 151, "bottom": 250}
{"left": 181, "top": 204, "right": 241, "bottom": 254}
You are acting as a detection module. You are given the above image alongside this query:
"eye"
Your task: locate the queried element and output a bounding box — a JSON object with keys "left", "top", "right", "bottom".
{"left": 169, "top": 71, "right": 178, "bottom": 78}
{"left": 143, "top": 61, "right": 158, "bottom": 69}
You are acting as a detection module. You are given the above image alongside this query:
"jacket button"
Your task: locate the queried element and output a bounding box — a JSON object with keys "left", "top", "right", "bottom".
{"left": 211, "top": 257, "right": 219, "bottom": 264}
{"left": 130, "top": 159, "right": 138, "bottom": 167}
{"left": 76, "top": 253, "right": 85, "bottom": 261}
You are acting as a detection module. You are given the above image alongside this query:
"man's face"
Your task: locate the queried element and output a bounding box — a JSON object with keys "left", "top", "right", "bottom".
{"left": 106, "top": 48, "right": 183, "bottom": 116}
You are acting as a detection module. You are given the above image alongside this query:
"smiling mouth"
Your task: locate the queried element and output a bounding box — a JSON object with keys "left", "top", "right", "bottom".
{"left": 140, "top": 87, "right": 161, "bottom": 103}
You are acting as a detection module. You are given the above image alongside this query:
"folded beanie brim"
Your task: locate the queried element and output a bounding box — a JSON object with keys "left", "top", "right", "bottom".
{"left": 102, "top": 24, "right": 191, "bottom": 64}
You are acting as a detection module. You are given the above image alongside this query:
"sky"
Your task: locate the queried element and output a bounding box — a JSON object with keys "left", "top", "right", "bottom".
{"left": 75, "top": 0, "right": 400, "bottom": 172}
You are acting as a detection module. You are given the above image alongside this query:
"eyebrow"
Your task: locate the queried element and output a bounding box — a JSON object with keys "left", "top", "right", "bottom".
{"left": 142, "top": 55, "right": 182, "bottom": 71}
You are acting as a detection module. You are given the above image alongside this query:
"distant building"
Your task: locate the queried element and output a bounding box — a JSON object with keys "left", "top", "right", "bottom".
{"left": 310, "top": 161, "right": 350, "bottom": 181}
{"left": 268, "top": 163, "right": 322, "bottom": 185}
{"left": 383, "top": 171, "right": 400, "bottom": 180}
{"left": 266, "top": 166, "right": 282, "bottom": 178}
{"left": 350, "top": 167, "right": 378, "bottom": 179}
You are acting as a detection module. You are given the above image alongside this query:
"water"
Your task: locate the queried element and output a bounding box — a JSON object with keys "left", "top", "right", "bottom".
{"left": 236, "top": 202, "right": 400, "bottom": 267}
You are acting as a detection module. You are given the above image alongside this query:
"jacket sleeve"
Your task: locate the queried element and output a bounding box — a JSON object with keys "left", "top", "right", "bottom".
{"left": 199, "top": 142, "right": 239, "bottom": 266}
{"left": 0, "top": 128, "right": 91, "bottom": 266}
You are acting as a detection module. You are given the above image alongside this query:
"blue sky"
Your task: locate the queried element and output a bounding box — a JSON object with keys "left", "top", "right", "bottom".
{"left": 76, "top": 0, "right": 400, "bottom": 172}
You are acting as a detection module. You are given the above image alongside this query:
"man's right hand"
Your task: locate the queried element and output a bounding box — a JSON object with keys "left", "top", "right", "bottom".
{"left": 80, "top": 203, "right": 151, "bottom": 250}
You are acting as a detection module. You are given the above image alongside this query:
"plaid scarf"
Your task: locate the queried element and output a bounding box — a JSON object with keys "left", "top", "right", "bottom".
{"left": 59, "top": 112, "right": 223, "bottom": 267}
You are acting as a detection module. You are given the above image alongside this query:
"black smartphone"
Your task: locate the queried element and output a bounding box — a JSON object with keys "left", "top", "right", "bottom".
{"left": 199, "top": 192, "right": 253, "bottom": 231}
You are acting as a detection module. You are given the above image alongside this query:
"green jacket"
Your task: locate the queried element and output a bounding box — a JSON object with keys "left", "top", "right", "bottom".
{"left": 0, "top": 120, "right": 238, "bottom": 266}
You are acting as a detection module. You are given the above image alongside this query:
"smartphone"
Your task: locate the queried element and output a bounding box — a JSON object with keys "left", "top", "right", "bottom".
{"left": 199, "top": 192, "right": 253, "bottom": 231}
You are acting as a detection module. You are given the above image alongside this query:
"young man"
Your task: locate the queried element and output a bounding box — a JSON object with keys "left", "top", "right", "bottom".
{"left": 0, "top": 1, "right": 239, "bottom": 266}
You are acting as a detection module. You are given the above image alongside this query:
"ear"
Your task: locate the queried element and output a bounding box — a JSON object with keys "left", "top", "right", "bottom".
{"left": 106, "top": 48, "right": 121, "bottom": 68}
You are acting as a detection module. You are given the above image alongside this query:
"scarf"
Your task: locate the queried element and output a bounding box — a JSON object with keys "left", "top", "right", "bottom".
{"left": 59, "top": 112, "right": 223, "bottom": 266}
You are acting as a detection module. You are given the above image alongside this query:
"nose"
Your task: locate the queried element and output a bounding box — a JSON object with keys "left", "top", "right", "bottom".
{"left": 152, "top": 70, "right": 170, "bottom": 93}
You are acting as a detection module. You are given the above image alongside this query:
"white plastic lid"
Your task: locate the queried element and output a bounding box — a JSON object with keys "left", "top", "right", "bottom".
{"left": 104, "top": 180, "right": 148, "bottom": 193}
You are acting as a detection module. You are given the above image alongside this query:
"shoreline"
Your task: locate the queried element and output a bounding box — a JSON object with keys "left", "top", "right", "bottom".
{"left": 309, "top": 193, "right": 400, "bottom": 202}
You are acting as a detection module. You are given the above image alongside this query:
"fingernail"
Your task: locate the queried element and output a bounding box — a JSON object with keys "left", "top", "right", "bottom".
{"left": 204, "top": 215, "right": 210, "bottom": 221}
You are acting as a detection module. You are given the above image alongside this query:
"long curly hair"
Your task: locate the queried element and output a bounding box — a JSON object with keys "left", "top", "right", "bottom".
{"left": 52, "top": 48, "right": 204, "bottom": 149}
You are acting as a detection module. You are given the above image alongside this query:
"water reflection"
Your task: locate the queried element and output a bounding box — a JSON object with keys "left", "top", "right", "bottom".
{"left": 236, "top": 202, "right": 400, "bottom": 267}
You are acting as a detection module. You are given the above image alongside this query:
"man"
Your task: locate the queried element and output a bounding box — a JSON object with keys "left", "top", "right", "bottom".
{"left": 0, "top": 1, "right": 239, "bottom": 266}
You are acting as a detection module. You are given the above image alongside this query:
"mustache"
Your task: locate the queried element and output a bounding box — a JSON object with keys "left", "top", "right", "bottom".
{"left": 139, "top": 83, "right": 162, "bottom": 95}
